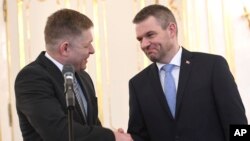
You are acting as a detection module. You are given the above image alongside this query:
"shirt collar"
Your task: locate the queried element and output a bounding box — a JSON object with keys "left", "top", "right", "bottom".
{"left": 156, "top": 47, "right": 182, "bottom": 71}
{"left": 45, "top": 52, "right": 64, "bottom": 72}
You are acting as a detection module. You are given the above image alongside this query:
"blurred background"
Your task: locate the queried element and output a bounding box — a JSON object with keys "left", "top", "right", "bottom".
{"left": 0, "top": 0, "right": 249, "bottom": 140}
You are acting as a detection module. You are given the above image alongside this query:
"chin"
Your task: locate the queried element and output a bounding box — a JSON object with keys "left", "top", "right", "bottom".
{"left": 81, "top": 65, "right": 87, "bottom": 70}
{"left": 150, "top": 58, "right": 158, "bottom": 63}
{"left": 148, "top": 55, "right": 158, "bottom": 62}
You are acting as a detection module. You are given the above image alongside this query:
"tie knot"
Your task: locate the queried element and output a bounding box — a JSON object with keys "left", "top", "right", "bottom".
{"left": 163, "top": 64, "right": 175, "bottom": 72}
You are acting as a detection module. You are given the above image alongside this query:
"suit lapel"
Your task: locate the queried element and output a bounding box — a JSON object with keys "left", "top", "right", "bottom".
{"left": 37, "top": 52, "right": 88, "bottom": 124}
{"left": 36, "top": 52, "right": 66, "bottom": 108}
{"left": 148, "top": 64, "right": 173, "bottom": 117}
{"left": 175, "top": 48, "right": 193, "bottom": 118}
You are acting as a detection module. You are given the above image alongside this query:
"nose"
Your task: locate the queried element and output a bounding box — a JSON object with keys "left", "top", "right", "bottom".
{"left": 89, "top": 44, "right": 95, "bottom": 54}
{"left": 141, "top": 38, "right": 150, "bottom": 49}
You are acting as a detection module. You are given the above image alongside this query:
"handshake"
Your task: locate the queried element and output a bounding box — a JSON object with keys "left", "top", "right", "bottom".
{"left": 113, "top": 128, "right": 133, "bottom": 141}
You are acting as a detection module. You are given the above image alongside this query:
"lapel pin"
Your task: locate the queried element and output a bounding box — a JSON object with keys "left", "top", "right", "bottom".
{"left": 185, "top": 60, "right": 190, "bottom": 64}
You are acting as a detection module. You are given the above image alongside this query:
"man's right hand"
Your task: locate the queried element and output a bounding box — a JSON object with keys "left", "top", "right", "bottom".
{"left": 114, "top": 131, "right": 133, "bottom": 141}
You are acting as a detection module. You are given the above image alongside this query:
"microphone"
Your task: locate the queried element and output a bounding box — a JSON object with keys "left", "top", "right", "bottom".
{"left": 62, "top": 64, "right": 75, "bottom": 109}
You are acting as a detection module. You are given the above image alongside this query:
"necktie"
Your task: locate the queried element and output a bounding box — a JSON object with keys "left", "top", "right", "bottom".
{"left": 163, "top": 64, "right": 176, "bottom": 117}
{"left": 73, "top": 78, "right": 88, "bottom": 121}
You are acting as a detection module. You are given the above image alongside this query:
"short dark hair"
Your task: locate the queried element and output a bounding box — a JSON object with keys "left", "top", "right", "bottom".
{"left": 133, "top": 4, "right": 177, "bottom": 30}
{"left": 44, "top": 8, "right": 93, "bottom": 46}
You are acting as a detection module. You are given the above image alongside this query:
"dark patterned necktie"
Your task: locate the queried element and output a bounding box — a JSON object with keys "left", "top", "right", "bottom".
{"left": 73, "top": 78, "right": 87, "bottom": 121}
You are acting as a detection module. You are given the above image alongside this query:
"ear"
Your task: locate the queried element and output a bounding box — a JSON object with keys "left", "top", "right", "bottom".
{"left": 168, "top": 23, "right": 177, "bottom": 38}
{"left": 59, "top": 41, "right": 70, "bottom": 56}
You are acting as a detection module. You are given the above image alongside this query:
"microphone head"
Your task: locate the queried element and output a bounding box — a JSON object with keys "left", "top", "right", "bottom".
{"left": 62, "top": 64, "right": 75, "bottom": 75}
{"left": 62, "top": 64, "right": 76, "bottom": 108}
{"left": 62, "top": 64, "right": 75, "bottom": 86}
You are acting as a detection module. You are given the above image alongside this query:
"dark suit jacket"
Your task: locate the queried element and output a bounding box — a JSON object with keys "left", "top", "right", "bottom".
{"left": 127, "top": 48, "right": 248, "bottom": 141}
{"left": 15, "top": 52, "right": 114, "bottom": 141}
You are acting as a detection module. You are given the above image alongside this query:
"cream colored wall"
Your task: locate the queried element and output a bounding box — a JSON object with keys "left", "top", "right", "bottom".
{"left": 0, "top": 0, "right": 249, "bottom": 141}
{"left": 232, "top": 0, "right": 250, "bottom": 119}
{"left": 0, "top": 0, "right": 12, "bottom": 140}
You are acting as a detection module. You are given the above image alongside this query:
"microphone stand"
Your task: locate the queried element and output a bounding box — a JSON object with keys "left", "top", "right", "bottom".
{"left": 66, "top": 86, "right": 75, "bottom": 141}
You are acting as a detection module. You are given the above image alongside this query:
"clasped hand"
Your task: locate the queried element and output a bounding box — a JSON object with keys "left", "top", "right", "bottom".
{"left": 114, "top": 128, "right": 133, "bottom": 141}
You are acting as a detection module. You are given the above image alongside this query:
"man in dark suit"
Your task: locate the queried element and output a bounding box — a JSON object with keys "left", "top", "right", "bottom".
{"left": 127, "top": 4, "right": 248, "bottom": 141}
{"left": 15, "top": 9, "right": 132, "bottom": 141}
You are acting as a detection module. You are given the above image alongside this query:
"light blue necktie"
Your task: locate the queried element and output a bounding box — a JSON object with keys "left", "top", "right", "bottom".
{"left": 163, "top": 64, "right": 176, "bottom": 117}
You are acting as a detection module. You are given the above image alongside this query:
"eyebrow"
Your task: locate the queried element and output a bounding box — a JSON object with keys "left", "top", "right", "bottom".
{"left": 136, "top": 31, "right": 155, "bottom": 41}
{"left": 85, "top": 39, "right": 93, "bottom": 45}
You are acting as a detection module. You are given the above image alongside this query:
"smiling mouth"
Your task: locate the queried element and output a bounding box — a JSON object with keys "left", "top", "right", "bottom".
{"left": 146, "top": 49, "right": 156, "bottom": 55}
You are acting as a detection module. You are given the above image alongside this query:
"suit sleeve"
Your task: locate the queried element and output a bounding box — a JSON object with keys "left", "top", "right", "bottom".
{"left": 15, "top": 66, "right": 114, "bottom": 141}
{"left": 127, "top": 80, "right": 150, "bottom": 141}
{"left": 212, "top": 56, "right": 248, "bottom": 141}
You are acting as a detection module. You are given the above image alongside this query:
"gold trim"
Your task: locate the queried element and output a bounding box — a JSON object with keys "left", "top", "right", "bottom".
{"left": 25, "top": 1, "right": 32, "bottom": 63}
{"left": 221, "top": 0, "right": 235, "bottom": 75}
{"left": 168, "top": 0, "right": 178, "bottom": 13}
{"left": 92, "top": 0, "right": 104, "bottom": 123}
{"left": 133, "top": 0, "right": 148, "bottom": 71}
{"left": 182, "top": 0, "right": 189, "bottom": 49}
{"left": 5, "top": 0, "right": 14, "bottom": 140}
{"left": 64, "top": 0, "right": 70, "bottom": 8}
{"left": 102, "top": 0, "right": 110, "bottom": 90}
{"left": 133, "top": 0, "right": 141, "bottom": 72}
{"left": 139, "top": 0, "right": 150, "bottom": 67}
{"left": 8, "top": 103, "right": 13, "bottom": 127}
{"left": 188, "top": 1, "right": 195, "bottom": 51}
{"left": 17, "top": 0, "right": 26, "bottom": 68}
{"left": 194, "top": 1, "right": 200, "bottom": 51}
{"left": 77, "top": 0, "right": 86, "bottom": 13}
{"left": 243, "top": 6, "right": 250, "bottom": 28}
{"left": 3, "top": 0, "right": 7, "bottom": 22}
{"left": 143, "top": 53, "right": 150, "bottom": 68}
{"left": 206, "top": 0, "right": 215, "bottom": 53}
{"left": 98, "top": 1, "right": 115, "bottom": 130}
{"left": 140, "top": 0, "right": 145, "bottom": 9}
{"left": 56, "top": 0, "right": 61, "bottom": 5}
{"left": 5, "top": 0, "right": 11, "bottom": 127}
